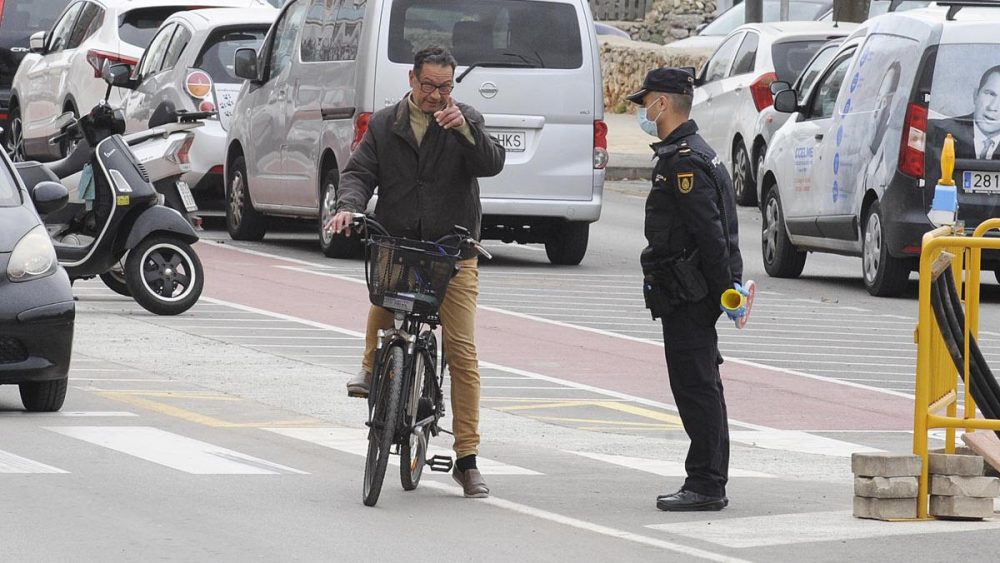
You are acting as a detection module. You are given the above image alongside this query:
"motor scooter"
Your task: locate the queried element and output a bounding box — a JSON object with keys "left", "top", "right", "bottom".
{"left": 15, "top": 64, "right": 204, "bottom": 315}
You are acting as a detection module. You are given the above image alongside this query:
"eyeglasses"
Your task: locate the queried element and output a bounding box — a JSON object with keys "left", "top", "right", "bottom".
{"left": 419, "top": 81, "right": 453, "bottom": 95}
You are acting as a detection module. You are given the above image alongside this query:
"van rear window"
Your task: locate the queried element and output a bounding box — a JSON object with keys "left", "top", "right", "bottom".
{"left": 387, "top": 0, "right": 583, "bottom": 69}
{"left": 771, "top": 40, "right": 826, "bottom": 83}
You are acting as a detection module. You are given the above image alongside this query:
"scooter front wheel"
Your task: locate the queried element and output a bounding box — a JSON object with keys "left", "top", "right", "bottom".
{"left": 125, "top": 235, "right": 204, "bottom": 315}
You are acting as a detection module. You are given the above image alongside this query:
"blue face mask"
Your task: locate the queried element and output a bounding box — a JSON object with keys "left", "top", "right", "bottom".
{"left": 637, "top": 98, "right": 664, "bottom": 138}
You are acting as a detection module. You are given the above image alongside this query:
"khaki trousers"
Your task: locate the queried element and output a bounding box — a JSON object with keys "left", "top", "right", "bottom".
{"left": 362, "top": 258, "right": 481, "bottom": 458}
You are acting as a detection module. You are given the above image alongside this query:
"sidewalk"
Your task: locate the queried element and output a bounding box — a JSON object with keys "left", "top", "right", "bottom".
{"left": 605, "top": 111, "right": 655, "bottom": 181}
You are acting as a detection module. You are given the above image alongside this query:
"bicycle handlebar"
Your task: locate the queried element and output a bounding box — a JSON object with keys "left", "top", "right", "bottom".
{"left": 349, "top": 213, "right": 492, "bottom": 259}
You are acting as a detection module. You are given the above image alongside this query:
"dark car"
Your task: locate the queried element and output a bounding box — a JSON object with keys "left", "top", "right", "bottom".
{"left": 0, "top": 0, "right": 72, "bottom": 147}
{"left": 0, "top": 151, "right": 73, "bottom": 411}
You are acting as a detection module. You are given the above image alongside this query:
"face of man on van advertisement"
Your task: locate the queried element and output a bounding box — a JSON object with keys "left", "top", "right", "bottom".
{"left": 973, "top": 71, "right": 1000, "bottom": 136}
{"left": 410, "top": 63, "right": 455, "bottom": 113}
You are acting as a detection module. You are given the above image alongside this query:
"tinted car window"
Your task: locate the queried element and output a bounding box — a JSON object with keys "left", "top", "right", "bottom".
{"left": 136, "top": 24, "right": 176, "bottom": 81}
{"left": 809, "top": 53, "right": 851, "bottom": 119}
{"left": 699, "top": 0, "right": 832, "bottom": 36}
{"left": 268, "top": 0, "right": 308, "bottom": 79}
{"left": 703, "top": 32, "right": 742, "bottom": 83}
{"left": 67, "top": 1, "right": 103, "bottom": 49}
{"left": 771, "top": 40, "right": 826, "bottom": 83}
{"left": 0, "top": 0, "right": 68, "bottom": 37}
{"left": 119, "top": 7, "right": 190, "bottom": 49}
{"left": 731, "top": 32, "right": 758, "bottom": 76}
{"left": 795, "top": 43, "right": 838, "bottom": 97}
{"left": 162, "top": 25, "right": 193, "bottom": 71}
{"left": 196, "top": 27, "right": 268, "bottom": 82}
{"left": 47, "top": 2, "right": 83, "bottom": 53}
{"left": 387, "top": 0, "right": 582, "bottom": 69}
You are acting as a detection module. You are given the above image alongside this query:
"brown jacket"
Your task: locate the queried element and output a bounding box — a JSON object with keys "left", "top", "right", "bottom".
{"left": 336, "top": 97, "right": 506, "bottom": 242}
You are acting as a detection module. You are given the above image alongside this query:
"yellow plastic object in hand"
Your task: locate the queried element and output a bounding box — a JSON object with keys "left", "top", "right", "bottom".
{"left": 939, "top": 133, "right": 956, "bottom": 186}
{"left": 721, "top": 288, "right": 746, "bottom": 314}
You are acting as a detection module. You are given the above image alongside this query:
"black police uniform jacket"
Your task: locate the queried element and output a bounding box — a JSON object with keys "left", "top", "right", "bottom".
{"left": 644, "top": 120, "right": 743, "bottom": 320}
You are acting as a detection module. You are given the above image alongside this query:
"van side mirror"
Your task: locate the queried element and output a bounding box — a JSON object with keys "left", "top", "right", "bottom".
{"left": 773, "top": 89, "right": 798, "bottom": 113}
{"left": 103, "top": 63, "right": 135, "bottom": 88}
{"left": 234, "top": 48, "right": 259, "bottom": 81}
{"left": 769, "top": 81, "right": 790, "bottom": 96}
{"left": 29, "top": 31, "right": 46, "bottom": 54}
{"left": 32, "top": 181, "right": 69, "bottom": 215}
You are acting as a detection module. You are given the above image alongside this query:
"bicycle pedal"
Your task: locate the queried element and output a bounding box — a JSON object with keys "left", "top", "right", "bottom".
{"left": 426, "top": 455, "right": 453, "bottom": 473}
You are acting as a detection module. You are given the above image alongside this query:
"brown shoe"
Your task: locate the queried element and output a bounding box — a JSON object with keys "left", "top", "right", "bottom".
{"left": 346, "top": 370, "right": 371, "bottom": 398}
{"left": 452, "top": 468, "right": 489, "bottom": 498}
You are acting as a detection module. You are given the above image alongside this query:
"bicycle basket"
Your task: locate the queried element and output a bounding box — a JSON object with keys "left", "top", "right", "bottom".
{"left": 366, "top": 236, "right": 459, "bottom": 316}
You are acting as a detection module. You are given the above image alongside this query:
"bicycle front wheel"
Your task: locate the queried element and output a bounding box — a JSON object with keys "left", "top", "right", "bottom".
{"left": 400, "top": 348, "right": 435, "bottom": 491}
{"left": 363, "top": 343, "right": 405, "bottom": 507}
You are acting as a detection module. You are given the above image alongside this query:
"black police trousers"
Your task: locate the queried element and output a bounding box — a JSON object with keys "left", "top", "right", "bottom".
{"left": 661, "top": 301, "right": 729, "bottom": 499}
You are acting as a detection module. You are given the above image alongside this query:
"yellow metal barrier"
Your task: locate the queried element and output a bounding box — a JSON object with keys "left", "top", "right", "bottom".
{"left": 913, "top": 218, "right": 1000, "bottom": 519}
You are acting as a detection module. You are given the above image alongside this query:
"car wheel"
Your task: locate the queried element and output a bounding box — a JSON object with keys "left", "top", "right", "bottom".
{"left": 318, "top": 168, "right": 362, "bottom": 258}
{"left": 544, "top": 222, "right": 589, "bottom": 266}
{"left": 125, "top": 235, "right": 204, "bottom": 315}
{"left": 226, "top": 155, "right": 266, "bottom": 241}
{"left": 862, "top": 201, "right": 910, "bottom": 297}
{"left": 6, "top": 104, "right": 25, "bottom": 162}
{"left": 732, "top": 141, "right": 756, "bottom": 207}
{"left": 761, "top": 186, "right": 806, "bottom": 278}
{"left": 19, "top": 377, "right": 68, "bottom": 412}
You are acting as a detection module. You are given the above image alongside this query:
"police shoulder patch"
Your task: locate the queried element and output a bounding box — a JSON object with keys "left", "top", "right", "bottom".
{"left": 677, "top": 172, "right": 694, "bottom": 194}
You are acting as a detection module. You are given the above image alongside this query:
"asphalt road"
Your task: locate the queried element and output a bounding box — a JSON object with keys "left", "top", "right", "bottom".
{"left": 3, "top": 182, "right": 1000, "bottom": 562}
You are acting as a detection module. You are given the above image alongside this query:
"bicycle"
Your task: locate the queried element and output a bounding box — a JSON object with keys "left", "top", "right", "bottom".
{"left": 348, "top": 213, "right": 491, "bottom": 507}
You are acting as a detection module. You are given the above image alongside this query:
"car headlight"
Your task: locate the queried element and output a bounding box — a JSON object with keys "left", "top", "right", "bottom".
{"left": 7, "top": 225, "right": 58, "bottom": 282}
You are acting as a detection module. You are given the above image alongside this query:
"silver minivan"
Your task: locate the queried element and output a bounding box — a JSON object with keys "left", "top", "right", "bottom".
{"left": 225, "top": 0, "right": 605, "bottom": 264}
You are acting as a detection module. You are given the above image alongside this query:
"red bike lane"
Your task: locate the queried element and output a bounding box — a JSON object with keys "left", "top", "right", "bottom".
{"left": 198, "top": 242, "right": 915, "bottom": 432}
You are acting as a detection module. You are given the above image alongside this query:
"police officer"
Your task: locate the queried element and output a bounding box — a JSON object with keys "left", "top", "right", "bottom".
{"left": 627, "top": 67, "right": 744, "bottom": 512}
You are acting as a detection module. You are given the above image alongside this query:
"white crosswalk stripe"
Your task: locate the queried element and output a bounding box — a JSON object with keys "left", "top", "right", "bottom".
{"left": 0, "top": 449, "right": 68, "bottom": 474}
{"left": 566, "top": 451, "right": 775, "bottom": 478}
{"left": 47, "top": 426, "right": 309, "bottom": 475}
{"left": 266, "top": 427, "right": 542, "bottom": 475}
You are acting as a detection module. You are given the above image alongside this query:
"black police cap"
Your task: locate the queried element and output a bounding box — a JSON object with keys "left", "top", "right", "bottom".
{"left": 626, "top": 67, "right": 696, "bottom": 103}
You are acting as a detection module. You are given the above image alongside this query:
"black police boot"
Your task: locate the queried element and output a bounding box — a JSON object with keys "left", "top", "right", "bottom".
{"left": 656, "top": 489, "right": 728, "bottom": 512}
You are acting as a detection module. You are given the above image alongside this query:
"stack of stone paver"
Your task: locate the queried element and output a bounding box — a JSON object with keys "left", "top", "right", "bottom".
{"left": 928, "top": 453, "right": 999, "bottom": 520}
{"left": 852, "top": 453, "right": 920, "bottom": 520}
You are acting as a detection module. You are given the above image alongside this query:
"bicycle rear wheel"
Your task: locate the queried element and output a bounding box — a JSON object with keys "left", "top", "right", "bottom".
{"left": 400, "top": 344, "right": 436, "bottom": 491}
{"left": 363, "top": 343, "right": 405, "bottom": 507}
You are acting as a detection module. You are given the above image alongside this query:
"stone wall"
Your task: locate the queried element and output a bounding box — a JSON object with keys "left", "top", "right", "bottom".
{"left": 598, "top": 36, "right": 713, "bottom": 112}
{"left": 613, "top": 0, "right": 718, "bottom": 44}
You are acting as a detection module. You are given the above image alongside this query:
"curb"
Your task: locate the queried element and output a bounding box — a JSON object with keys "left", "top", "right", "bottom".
{"left": 606, "top": 152, "right": 653, "bottom": 182}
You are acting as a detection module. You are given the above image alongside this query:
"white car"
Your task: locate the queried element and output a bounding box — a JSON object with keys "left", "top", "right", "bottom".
{"left": 690, "top": 21, "right": 855, "bottom": 206}
{"left": 8, "top": 0, "right": 273, "bottom": 163}
{"left": 118, "top": 7, "right": 276, "bottom": 195}
{"left": 670, "top": 0, "right": 833, "bottom": 51}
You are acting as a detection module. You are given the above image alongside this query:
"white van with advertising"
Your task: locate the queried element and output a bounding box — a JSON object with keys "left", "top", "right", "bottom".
{"left": 225, "top": 0, "right": 606, "bottom": 264}
{"left": 759, "top": 5, "right": 1000, "bottom": 296}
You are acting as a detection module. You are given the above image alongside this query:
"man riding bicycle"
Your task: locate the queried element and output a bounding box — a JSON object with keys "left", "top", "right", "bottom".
{"left": 326, "top": 46, "right": 506, "bottom": 498}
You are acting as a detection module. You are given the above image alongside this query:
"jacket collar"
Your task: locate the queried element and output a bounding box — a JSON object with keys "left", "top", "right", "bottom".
{"left": 392, "top": 93, "right": 420, "bottom": 152}
{"left": 650, "top": 119, "right": 699, "bottom": 152}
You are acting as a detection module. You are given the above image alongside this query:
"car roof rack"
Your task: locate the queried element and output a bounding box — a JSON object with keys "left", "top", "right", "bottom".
{"left": 936, "top": 0, "right": 1000, "bottom": 20}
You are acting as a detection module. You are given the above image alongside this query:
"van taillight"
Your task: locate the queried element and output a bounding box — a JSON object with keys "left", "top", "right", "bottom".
{"left": 750, "top": 72, "right": 778, "bottom": 112}
{"left": 898, "top": 102, "right": 927, "bottom": 179}
{"left": 594, "top": 119, "right": 608, "bottom": 170}
{"left": 86, "top": 50, "right": 139, "bottom": 78}
{"left": 352, "top": 112, "right": 372, "bottom": 152}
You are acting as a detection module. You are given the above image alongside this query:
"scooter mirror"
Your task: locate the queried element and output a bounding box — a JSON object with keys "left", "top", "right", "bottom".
{"left": 31, "top": 181, "right": 69, "bottom": 215}
{"left": 234, "top": 48, "right": 259, "bottom": 81}
{"left": 103, "top": 63, "right": 135, "bottom": 88}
